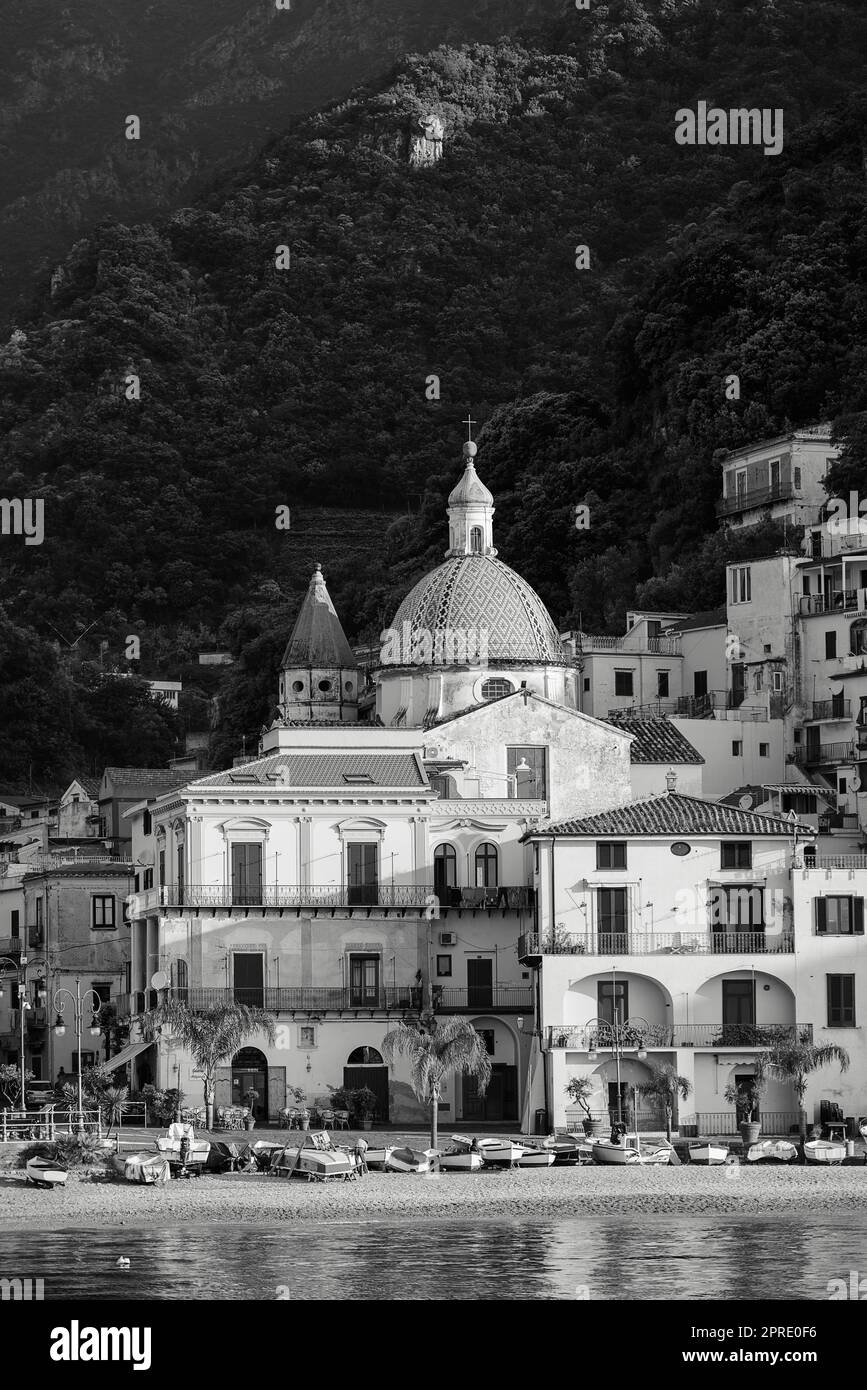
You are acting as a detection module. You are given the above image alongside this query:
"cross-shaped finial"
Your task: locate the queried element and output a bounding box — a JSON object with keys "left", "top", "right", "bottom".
{"left": 463, "top": 413, "right": 475, "bottom": 443}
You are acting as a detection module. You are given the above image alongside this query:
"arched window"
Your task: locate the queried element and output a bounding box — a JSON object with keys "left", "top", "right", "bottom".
{"left": 481, "top": 678, "right": 513, "bottom": 700}
{"left": 470, "top": 526, "right": 483, "bottom": 554}
{"left": 475, "top": 842, "right": 498, "bottom": 887}
{"left": 434, "top": 844, "right": 457, "bottom": 896}
{"left": 347, "top": 1046, "right": 383, "bottom": 1065}
{"left": 429, "top": 773, "right": 457, "bottom": 798}
{"left": 175, "top": 959, "right": 188, "bottom": 1001}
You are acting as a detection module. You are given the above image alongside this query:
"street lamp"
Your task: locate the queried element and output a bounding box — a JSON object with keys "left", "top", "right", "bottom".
{"left": 584, "top": 1015, "right": 650, "bottom": 1126}
{"left": 0, "top": 955, "right": 47, "bottom": 1115}
{"left": 53, "top": 978, "right": 102, "bottom": 1131}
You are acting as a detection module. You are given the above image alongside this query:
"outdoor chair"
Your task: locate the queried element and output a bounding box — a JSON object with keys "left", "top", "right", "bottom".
{"left": 319, "top": 1109, "right": 335, "bottom": 1128}
{"left": 333, "top": 1109, "right": 350, "bottom": 1129}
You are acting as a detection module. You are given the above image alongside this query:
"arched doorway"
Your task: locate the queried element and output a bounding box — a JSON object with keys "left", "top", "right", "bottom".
{"left": 231, "top": 1046, "right": 269, "bottom": 1123}
{"left": 344, "top": 1046, "right": 389, "bottom": 1123}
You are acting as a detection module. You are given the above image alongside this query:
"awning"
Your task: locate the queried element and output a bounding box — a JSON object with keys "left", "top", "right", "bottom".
{"left": 105, "top": 1039, "right": 151, "bottom": 1072}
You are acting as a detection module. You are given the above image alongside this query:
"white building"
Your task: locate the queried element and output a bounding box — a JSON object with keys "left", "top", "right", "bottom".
{"left": 717, "top": 425, "right": 840, "bottom": 530}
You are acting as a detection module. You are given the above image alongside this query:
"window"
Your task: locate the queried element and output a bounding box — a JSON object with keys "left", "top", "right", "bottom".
{"left": 142, "top": 808, "right": 152, "bottom": 835}
{"left": 299, "top": 1025, "right": 316, "bottom": 1048}
{"left": 507, "top": 746, "right": 547, "bottom": 799}
{"left": 91, "top": 983, "right": 111, "bottom": 1009}
{"left": 469, "top": 526, "right": 483, "bottom": 554}
{"left": 657, "top": 671, "right": 669, "bottom": 697}
{"left": 428, "top": 773, "right": 457, "bottom": 798}
{"left": 759, "top": 743, "right": 769, "bottom": 757}
{"left": 583, "top": 678, "right": 590, "bottom": 692}
{"left": 732, "top": 741, "right": 743, "bottom": 756}
{"left": 158, "top": 849, "right": 165, "bottom": 886}
{"left": 176, "top": 846, "right": 185, "bottom": 903}
{"left": 481, "top": 678, "right": 513, "bottom": 700}
{"left": 647, "top": 620, "right": 662, "bottom": 639}
{"left": 781, "top": 792, "right": 815, "bottom": 814}
{"left": 231, "top": 843, "right": 262, "bottom": 906}
{"left": 711, "top": 886, "right": 764, "bottom": 928}
{"left": 347, "top": 843, "right": 378, "bottom": 906}
{"left": 839, "top": 778, "right": 848, "bottom": 795}
{"left": 72, "top": 1052, "right": 97, "bottom": 1071}
{"left": 175, "top": 960, "right": 188, "bottom": 1000}
{"left": 596, "top": 842, "right": 627, "bottom": 870}
{"left": 826, "top": 631, "right": 837, "bottom": 659}
{"left": 754, "top": 670, "right": 763, "bottom": 692}
{"left": 769, "top": 458, "right": 781, "bottom": 491}
{"left": 35, "top": 898, "right": 43, "bottom": 927}
{"left": 477, "top": 1029, "right": 495, "bottom": 1056}
{"left": 794, "top": 466, "right": 802, "bottom": 490}
{"left": 722, "top": 980, "right": 755, "bottom": 1027}
{"left": 474, "top": 842, "right": 498, "bottom": 888}
{"left": 10, "top": 910, "right": 18, "bottom": 934}
{"left": 349, "top": 954, "right": 380, "bottom": 1006}
{"left": 803, "top": 577, "right": 811, "bottom": 596}
{"left": 827, "top": 974, "right": 855, "bottom": 1026}
{"left": 772, "top": 671, "right": 783, "bottom": 693}
{"left": 92, "top": 896, "right": 116, "bottom": 930}
{"left": 436, "top": 955, "right": 452, "bottom": 976}
{"left": 143, "top": 867, "right": 153, "bottom": 891}
{"left": 598, "top": 978, "right": 628, "bottom": 1025}
{"left": 721, "top": 842, "right": 752, "bottom": 869}
{"left": 730, "top": 567, "right": 752, "bottom": 604}
{"left": 614, "top": 671, "right": 634, "bottom": 697}
{"left": 596, "top": 887, "right": 628, "bottom": 946}
{"left": 816, "top": 897, "right": 865, "bottom": 936}
{"left": 694, "top": 671, "right": 708, "bottom": 697}
{"left": 851, "top": 620, "right": 867, "bottom": 656}
{"left": 433, "top": 845, "right": 457, "bottom": 899}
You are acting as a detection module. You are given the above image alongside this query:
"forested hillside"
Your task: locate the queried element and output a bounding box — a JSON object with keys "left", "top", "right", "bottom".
{"left": 3, "top": 0, "right": 867, "bottom": 779}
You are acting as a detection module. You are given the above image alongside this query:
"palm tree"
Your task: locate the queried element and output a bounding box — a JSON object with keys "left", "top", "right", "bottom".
{"left": 381, "top": 1012, "right": 492, "bottom": 1151}
{"left": 102, "top": 1084, "right": 129, "bottom": 1137}
{"left": 767, "top": 1040, "right": 850, "bottom": 1142}
{"left": 637, "top": 1064, "right": 692, "bottom": 1141}
{"left": 144, "top": 1001, "right": 276, "bottom": 1130}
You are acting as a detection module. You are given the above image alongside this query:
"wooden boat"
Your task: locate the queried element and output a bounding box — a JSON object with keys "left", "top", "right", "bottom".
{"left": 547, "top": 1134, "right": 583, "bottom": 1165}
{"left": 155, "top": 1123, "right": 211, "bottom": 1175}
{"left": 636, "top": 1143, "right": 674, "bottom": 1166}
{"left": 274, "top": 1131, "right": 356, "bottom": 1181}
{"left": 592, "top": 1139, "right": 643, "bottom": 1165}
{"left": 804, "top": 1139, "right": 847, "bottom": 1165}
{"left": 747, "top": 1139, "right": 798, "bottom": 1164}
{"left": 364, "top": 1144, "right": 395, "bottom": 1170}
{"left": 25, "top": 1156, "right": 68, "bottom": 1188}
{"left": 113, "top": 1152, "right": 171, "bottom": 1185}
{"left": 437, "top": 1145, "right": 483, "bottom": 1172}
{"left": 689, "top": 1142, "right": 728, "bottom": 1165}
{"left": 476, "top": 1138, "right": 526, "bottom": 1168}
{"left": 513, "top": 1139, "right": 555, "bottom": 1167}
{"left": 385, "top": 1145, "right": 436, "bottom": 1173}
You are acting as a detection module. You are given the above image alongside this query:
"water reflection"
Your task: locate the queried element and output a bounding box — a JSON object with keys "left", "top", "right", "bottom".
{"left": 0, "top": 1216, "right": 864, "bottom": 1300}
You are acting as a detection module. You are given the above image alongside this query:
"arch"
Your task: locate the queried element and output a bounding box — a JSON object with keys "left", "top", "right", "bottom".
{"left": 474, "top": 841, "right": 499, "bottom": 887}
{"left": 347, "top": 1045, "right": 383, "bottom": 1065}
{"left": 481, "top": 677, "right": 513, "bottom": 701}
{"left": 434, "top": 843, "right": 457, "bottom": 896}
{"left": 469, "top": 526, "right": 483, "bottom": 554}
{"left": 562, "top": 970, "right": 675, "bottom": 1034}
{"left": 231, "top": 1046, "right": 269, "bottom": 1122}
{"left": 429, "top": 772, "right": 458, "bottom": 798}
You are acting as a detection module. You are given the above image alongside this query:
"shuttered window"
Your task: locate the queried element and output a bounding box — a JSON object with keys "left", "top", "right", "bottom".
{"left": 827, "top": 975, "right": 855, "bottom": 1027}
{"left": 815, "top": 897, "right": 865, "bottom": 935}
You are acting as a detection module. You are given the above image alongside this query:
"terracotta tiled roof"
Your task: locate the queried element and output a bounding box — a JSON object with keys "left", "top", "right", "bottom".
{"left": 190, "top": 753, "right": 427, "bottom": 789}
{"left": 604, "top": 716, "right": 703, "bottom": 764}
{"left": 664, "top": 607, "right": 726, "bottom": 632}
{"left": 101, "top": 767, "right": 189, "bottom": 792}
{"left": 534, "top": 791, "right": 814, "bottom": 838}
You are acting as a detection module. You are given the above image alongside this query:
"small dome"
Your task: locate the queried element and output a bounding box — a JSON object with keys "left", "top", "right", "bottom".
{"left": 390, "top": 555, "right": 566, "bottom": 666}
{"left": 448, "top": 458, "right": 493, "bottom": 507}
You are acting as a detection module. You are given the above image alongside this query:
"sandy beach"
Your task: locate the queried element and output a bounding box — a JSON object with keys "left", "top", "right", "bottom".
{"left": 2, "top": 1157, "right": 867, "bottom": 1230}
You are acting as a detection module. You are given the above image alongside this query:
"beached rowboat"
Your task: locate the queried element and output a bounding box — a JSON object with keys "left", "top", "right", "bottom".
{"left": 274, "top": 1130, "right": 356, "bottom": 1181}
{"left": 746, "top": 1139, "right": 798, "bottom": 1163}
{"left": 437, "top": 1146, "right": 483, "bottom": 1172}
{"left": 476, "top": 1139, "right": 526, "bottom": 1167}
{"left": 592, "top": 1140, "right": 643, "bottom": 1165}
{"left": 689, "top": 1143, "right": 728, "bottom": 1165}
{"left": 385, "top": 1145, "right": 436, "bottom": 1173}
{"left": 364, "top": 1145, "right": 395, "bottom": 1170}
{"left": 25, "top": 1156, "right": 67, "bottom": 1188}
{"left": 803, "top": 1139, "right": 847, "bottom": 1165}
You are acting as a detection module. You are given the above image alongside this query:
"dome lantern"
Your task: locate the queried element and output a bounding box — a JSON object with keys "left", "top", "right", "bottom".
{"left": 446, "top": 415, "right": 497, "bottom": 559}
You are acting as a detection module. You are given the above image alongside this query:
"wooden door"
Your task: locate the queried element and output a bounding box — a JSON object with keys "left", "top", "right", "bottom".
{"left": 231, "top": 843, "right": 262, "bottom": 905}
{"left": 233, "top": 952, "right": 264, "bottom": 1007}
{"left": 343, "top": 1065, "right": 389, "bottom": 1123}
{"left": 467, "top": 958, "right": 493, "bottom": 1008}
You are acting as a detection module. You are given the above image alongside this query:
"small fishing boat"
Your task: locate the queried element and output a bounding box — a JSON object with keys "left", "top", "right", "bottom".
{"left": 113, "top": 1152, "right": 171, "bottom": 1185}
{"left": 592, "top": 1139, "right": 643, "bottom": 1165}
{"left": 689, "top": 1142, "right": 728, "bottom": 1166}
{"left": 858, "top": 1117, "right": 867, "bottom": 1145}
{"left": 364, "top": 1144, "right": 395, "bottom": 1170}
{"left": 476, "top": 1138, "right": 526, "bottom": 1168}
{"left": 155, "top": 1123, "right": 211, "bottom": 1176}
{"left": 437, "top": 1138, "right": 483, "bottom": 1172}
{"left": 25, "top": 1156, "right": 68, "bottom": 1189}
{"left": 274, "top": 1131, "right": 356, "bottom": 1181}
{"left": 804, "top": 1139, "right": 847, "bottom": 1165}
{"left": 637, "top": 1142, "right": 674, "bottom": 1166}
{"left": 746, "top": 1139, "right": 798, "bottom": 1164}
{"left": 544, "top": 1134, "right": 582, "bottom": 1165}
{"left": 513, "top": 1138, "right": 555, "bottom": 1167}
{"left": 385, "top": 1145, "right": 436, "bottom": 1173}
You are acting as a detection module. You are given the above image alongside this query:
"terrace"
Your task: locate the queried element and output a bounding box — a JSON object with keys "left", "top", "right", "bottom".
{"left": 153, "top": 884, "right": 534, "bottom": 916}
{"left": 115, "top": 983, "right": 533, "bottom": 1017}
{"left": 546, "top": 1022, "right": 812, "bottom": 1050}
{"left": 518, "top": 930, "right": 793, "bottom": 963}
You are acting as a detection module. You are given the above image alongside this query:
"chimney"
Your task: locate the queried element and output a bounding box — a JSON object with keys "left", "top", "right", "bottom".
{"left": 665, "top": 769, "right": 677, "bottom": 792}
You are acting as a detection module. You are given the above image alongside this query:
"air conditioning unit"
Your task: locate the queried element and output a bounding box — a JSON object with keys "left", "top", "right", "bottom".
{"left": 439, "top": 931, "right": 457, "bottom": 947}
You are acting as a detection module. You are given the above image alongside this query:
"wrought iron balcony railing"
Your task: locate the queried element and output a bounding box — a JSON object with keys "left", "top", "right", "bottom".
{"left": 717, "top": 482, "right": 790, "bottom": 516}
{"left": 155, "top": 883, "right": 534, "bottom": 913}
{"left": 520, "top": 930, "right": 793, "bottom": 957}
{"left": 547, "top": 1022, "right": 812, "bottom": 1049}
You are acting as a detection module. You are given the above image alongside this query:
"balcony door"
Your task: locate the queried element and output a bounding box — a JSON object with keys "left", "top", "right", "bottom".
{"left": 730, "top": 663, "right": 745, "bottom": 708}
{"left": 233, "top": 952, "right": 264, "bottom": 1008}
{"left": 347, "top": 843, "right": 378, "bottom": 906}
{"left": 597, "top": 888, "right": 628, "bottom": 952}
{"left": 231, "top": 843, "right": 263, "bottom": 906}
{"left": 721, "top": 979, "right": 755, "bottom": 1044}
{"left": 467, "top": 958, "right": 493, "bottom": 1008}
{"left": 598, "top": 979, "right": 629, "bottom": 1026}
{"left": 349, "top": 954, "right": 380, "bottom": 1007}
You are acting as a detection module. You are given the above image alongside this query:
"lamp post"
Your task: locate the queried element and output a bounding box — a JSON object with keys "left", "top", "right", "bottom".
{"left": 0, "top": 954, "right": 48, "bottom": 1114}
{"left": 585, "top": 1015, "right": 649, "bottom": 1127}
{"left": 53, "top": 978, "right": 102, "bottom": 1131}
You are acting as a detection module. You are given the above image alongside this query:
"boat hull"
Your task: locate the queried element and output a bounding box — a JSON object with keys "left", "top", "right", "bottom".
{"left": 592, "top": 1141, "right": 642, "bottom": 1165}
{"left": 275, "top": 1147, "right": 355, "bottom": 1180}
{"left": 477, "top": 1140, "right": 526, "bottom": 1167}
{"left": 438, "top": 1151, "right": 483, "bottom": 1172}
{"left": 690, "top": 1144, "right": 728, "bottom": 1165}
{"left": 804, "top": 1140, "right": 847, "bottom": 1165}
{"left": 747, "top": 1140, "right": 798, "bottom": 1163}
{"left": 116, "top": 1153, "right": 171, "bottom": 1185}
{"left": 385, "top": 1146, "right": 434, "bottom": 1173}
{"left": 516, "top": 1149, "right": 555, "bottom": 1167}
{"left": 363, "top": 1146, "right": 395, "bottom": 1170}
{"left": 25, "top": 1157, "right": 68, "bottom": 1188}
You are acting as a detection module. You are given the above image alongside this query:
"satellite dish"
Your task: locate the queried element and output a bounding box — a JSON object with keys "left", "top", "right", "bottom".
{"left": 151, "top": 970, "right": 169, "bottom": 990}
{"left": 851, "top": 777, "right": 862, "bottom": 793}
{"left": 739, "top": 794, "right": 754, "bottom": 810}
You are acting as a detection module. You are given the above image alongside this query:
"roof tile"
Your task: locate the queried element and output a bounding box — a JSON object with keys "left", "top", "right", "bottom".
{"left": 537, "top": 791, "right": 813, "bottom": 838}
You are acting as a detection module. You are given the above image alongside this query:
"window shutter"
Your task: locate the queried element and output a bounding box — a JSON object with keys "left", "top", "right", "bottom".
{"left": 816, "top": 898, "right": 827, "bottom": 934}
{"left": 855, "top": 899, "right": 864, "bottom": 935}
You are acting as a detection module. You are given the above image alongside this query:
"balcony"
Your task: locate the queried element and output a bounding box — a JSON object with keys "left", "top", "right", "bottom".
{"left": 10, "top": 1006, "right": 48, "bottom": 1031}
{"left": 717, "top": 482, "right": 790, "bottom": 517}
{"left": 431, "top": 986, "right": 533, "bottom": 1013}
{"left": 520, "top": 931, "right": 793, "bottom": 959}
{"left": 0, "top": 937, "right": 21, "bottom": 955}
{"left": 818, "top": 811, "right": 860, "bottom": 833}
{"left": 547, "top": 1022, "right": 812, "bottom": 1049}
{"left": 811, "top": 855, "right": 867, "bottom": 869}
{"left": 808, "top": 699, "right": 852, "bottom": 722}
{"left": 577, "top": 632, "right": 680, "bottom": 656}
{"left": 609, "top": 691, "right": 771, "bottom": 722}
{"left": 799, "top": 591, "right": 861, "bottom": 616}
{"left": 793, "top": 742, "right": 855, "bottom": 767}
{"left": 30, "top": 852, "right": 133, "bottom": 871}
{"left": 158, "top": 884, "right": 534, "bottom": 915}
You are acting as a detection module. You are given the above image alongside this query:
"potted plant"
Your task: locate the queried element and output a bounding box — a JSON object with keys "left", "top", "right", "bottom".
{"left": 565, "top": 1076, "right": 600, "bottom": 1137}
{"left": 243, "top": 1091, "right": 258, "bottom": 1131}
{"left": 724, "top": 1059, "right": 768, "bottom": 1147}
{"left": 352, "top": 1086, "right": 378, "bottom": 1130}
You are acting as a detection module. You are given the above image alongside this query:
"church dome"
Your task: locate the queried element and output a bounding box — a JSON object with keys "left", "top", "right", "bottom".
{"left": 447, "top": 447, "right": 493, "bottom": 507}
{"left": 390, "top": 554, "right": 566, "bottom": 665}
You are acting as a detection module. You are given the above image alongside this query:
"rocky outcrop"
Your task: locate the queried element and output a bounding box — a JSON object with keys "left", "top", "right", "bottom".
{"left": 408, "top": 113, "right": 444, "bottom": 166}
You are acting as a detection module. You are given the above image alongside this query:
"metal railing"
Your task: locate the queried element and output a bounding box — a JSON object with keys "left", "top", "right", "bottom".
{"left": 0, "top": 937, "right": 21, "bottom": 955}
{"left": 608, "top": 691, "right": 769, "bottom": 722}
{"left": 696, "top": 1111, "right": 799, "bottom": 1137}
{"left": 0, "top": 1107, "right": 103, "bottom": 1140}
{"left": 810, "top": 699, "right": 852, "bottom": 722}
{"left": 818, "top": 812, "right": 859, "bottom": 832}
{"left": 31, "top": 853, "right": 133, "bottom": 870}
{"left": 522, "top": 931, "right": 794, "bottom": 957}
{"left": 798, "top": 591, "right": 860, "bottom": 616}
{"left": 717, "top": 483, "right": 790, "bottom": 516}
{"left": 430, "top": 986, "right": 533, "bottom": 1012}
{"left": 794, "top": 742, "right": 855, "bottom": 766}
{"left": 565, "top": 1108, "right": 667, "bottom": 1133}
{"left": 547, "top": 1023, "right": 811, "bottom": 1049}
{"left": 156, "top": 883, "right": 533, "bottom": 912}
{"left": 118, "top": 985, "right": 427, "bottom": 1015}
{"left": 578, "top": 632, "right": 680, "bottom": 656}
{"left": 811, "top": 855, "right": 867, "bottom": 869}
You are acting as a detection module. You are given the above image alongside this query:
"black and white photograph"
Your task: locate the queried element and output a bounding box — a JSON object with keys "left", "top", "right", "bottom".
{"left": 1, "top": 0, "right": 867, "bottom": 1338}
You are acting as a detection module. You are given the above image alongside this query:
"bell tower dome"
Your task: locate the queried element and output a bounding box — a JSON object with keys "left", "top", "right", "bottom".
{"left": 278, "top": 564, "right": 358, "bottom": 723}
{"left": 445, "top": 416, "right": 497, "bottom": 558}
